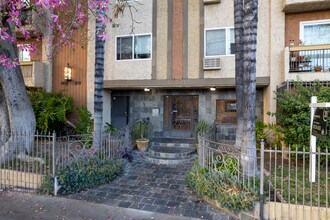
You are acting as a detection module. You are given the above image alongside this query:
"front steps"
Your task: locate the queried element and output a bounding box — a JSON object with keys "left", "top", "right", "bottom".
{"left": 142, "top": 138, "right": 196, "bottom": 165}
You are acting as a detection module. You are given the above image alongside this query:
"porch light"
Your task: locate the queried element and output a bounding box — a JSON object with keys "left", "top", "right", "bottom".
{"left": 144, "top": 88, "right": 150, "bottom": 92}
{"left": 64, "top": 63, "right": 72, "bottom": 81}
{"left": 210, "top": 87, "right": 216, "bottom": 91}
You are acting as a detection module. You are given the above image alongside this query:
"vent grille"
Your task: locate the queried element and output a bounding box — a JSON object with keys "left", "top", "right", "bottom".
{"left": 203, "top": 57, "right": 221, "bottom": 70}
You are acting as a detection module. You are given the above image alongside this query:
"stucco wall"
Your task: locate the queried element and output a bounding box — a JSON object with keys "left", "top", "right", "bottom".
{"left": 263, "top": 1, "right": 285, "bottom": 123}
{"left": 105, "top": 0, "right": 153, "bottom": 80}
{"left": 187, "top": 1, "right": 201, "bottom": 79}
{"left": 155, "top": 1, "right": 168, "bottom": 80}
{"left": 203, "top": 1, "right": 271, "bottom": 79}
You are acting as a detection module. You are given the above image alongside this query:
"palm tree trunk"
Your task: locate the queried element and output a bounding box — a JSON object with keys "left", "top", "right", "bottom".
{"left": 92, "top": 8, "right": 106, "bottom": 149}
{"left": 234, "top": 0, "right": 244, "bottom": 149}
{"left": 242, "top": 0, "right": 258, "bottom": 177}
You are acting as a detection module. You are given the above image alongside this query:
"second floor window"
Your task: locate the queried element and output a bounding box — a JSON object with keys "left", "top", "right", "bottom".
{"left": 116, "top": 34, "right": 151, "bottom": 60}
{"left": 18, "top": 44, "right": 31, "bottom": 62}
{"left": 300, "top": 19, "right": 330, "bottom": 45}
{"left": 205, "top": 28, "right": 235, "bottom": 56}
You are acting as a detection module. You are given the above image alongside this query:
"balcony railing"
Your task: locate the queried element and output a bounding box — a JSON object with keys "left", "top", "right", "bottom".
{"left": 289, "top": 44, "right": 330, "bottom": 73}
{"left": 20, "top": 61, "right": 44, "bottom": 88}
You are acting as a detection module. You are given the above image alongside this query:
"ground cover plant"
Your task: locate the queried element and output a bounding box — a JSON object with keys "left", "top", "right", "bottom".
{"left": 186, "top": 161, "right": 259, "bottom": 212}
{"left": 40, "top": 156, "right": 124, "bottom": 195}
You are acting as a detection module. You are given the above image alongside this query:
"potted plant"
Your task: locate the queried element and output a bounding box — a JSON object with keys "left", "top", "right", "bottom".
{"left": 314, "top": 65, "right": 322, "bottom": 72}
{"left": 133, "top": 120, "right": 150, "bottom": 151}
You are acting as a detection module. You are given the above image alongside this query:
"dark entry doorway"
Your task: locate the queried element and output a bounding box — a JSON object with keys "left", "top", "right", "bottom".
{"left": 111, "top": 96, "right": 129, "bottom": 129}
{"left": 164, "top": 95, "right": 198, "bottom": 137}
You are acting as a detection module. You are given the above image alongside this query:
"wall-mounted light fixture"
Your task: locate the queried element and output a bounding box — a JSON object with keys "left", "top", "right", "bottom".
{"left": 62, "top": 63, "right": 81, "bottom": 85}
{"left": 210, "top": 87, "right": 216, "bottom": 91}
{"left": 144, "top": 88, "right": 150, "bottom": 92}
{"left": 64, "top": 63, "right": 72, "bottom": 81}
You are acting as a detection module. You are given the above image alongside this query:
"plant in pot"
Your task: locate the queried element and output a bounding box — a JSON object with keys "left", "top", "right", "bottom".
{"left": 314, "top": 65, "right": 322, "bottom": 72}
{"left": 132, "top": 120, "right": 150, "bottom": 151}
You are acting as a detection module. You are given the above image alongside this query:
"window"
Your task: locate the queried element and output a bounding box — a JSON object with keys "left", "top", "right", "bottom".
{"left": 216, "top": 99, "right": 237, "bottom": 124}
{"left": 300, "top": 20, "right": 330, "bottom": 45}
{"left": 116, "top": 34, "right": 151, "bottom": 60}
{"left": 205, "top": 28, "right": 234, "bottom": 56}
{"left": 18, "top": 44, "right": 31, "bottom": 62}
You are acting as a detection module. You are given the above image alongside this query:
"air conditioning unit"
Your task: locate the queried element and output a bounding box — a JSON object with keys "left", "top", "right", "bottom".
{"left": 203, "top": 57, "right": 221, "bottom": 70}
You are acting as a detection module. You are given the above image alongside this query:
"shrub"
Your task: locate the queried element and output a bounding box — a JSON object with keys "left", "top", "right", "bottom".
{"left": 186, "top": 162, "right": 259, "bottom": 212}
{"left": 28, "top": 88, "right": 74, "bottom": 132}
{"left": 274, "top": 80, "right": 330, "bottom": 153}
{"left": 75, "top": 107, "right": 94, "bottom": 134}
{"left": 256, "top": 120, "right": 283, "bottom": 148}
{"left": 40, "top": 157, "right": 124, "bottom": 195}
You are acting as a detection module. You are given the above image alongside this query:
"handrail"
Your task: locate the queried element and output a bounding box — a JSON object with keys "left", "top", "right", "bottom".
{"left": 289, "top": 44, "right": 330, "bottom": 52}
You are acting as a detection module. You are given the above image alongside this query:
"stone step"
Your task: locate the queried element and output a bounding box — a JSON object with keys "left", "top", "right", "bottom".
{"left": 151, "top": 138, "right": 195, "bottom": 148}
{"left": 142, "top": 153, "right": 196, "bottom": 165}
{"left": 148, "top": 146, "right": 195, "bottom": 159}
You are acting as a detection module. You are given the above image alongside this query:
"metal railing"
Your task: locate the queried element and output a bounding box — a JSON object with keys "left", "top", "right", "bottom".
{"left": 289, "top": 44, "right": 330, "bottom": 73}
{"left": 0, "top": 128, "right": 131, "bottom": 193}
{"left": 198, "top": 128, "right": 330, "bottom": 219}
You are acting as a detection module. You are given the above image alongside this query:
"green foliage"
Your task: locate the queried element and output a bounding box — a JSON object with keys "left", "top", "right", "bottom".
{"left": 28, "top": 88, "right": 74, "bottom": 132}
{"left": 186, "top": 162, "right": 259, "bottom": 212}
{"left": 256, "top": 120, "right": 283, "bottom": 148}
{"left": 274, "top": 80, "right": 330, "bottom": 153}
{"left": 131, "top": 120, "right": 150, "bottom": 140}
{"left": 212, "top": 154, "right": 239, "bottom": 176}
{"left": 40, "top": 157, "right": 124, "bottom": 195}
{"left": 104, "top": 123, "right": 119, "bottom": 135}
{"left": 75, "top": 107, "right": 94, "bottom": 134}
{"left": 194, "top": 120, "right": 209, "bottom": 139}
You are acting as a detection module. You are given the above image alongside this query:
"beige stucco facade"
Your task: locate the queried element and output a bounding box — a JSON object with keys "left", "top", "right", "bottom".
{"left": 202, "top": 1, "right": 284, "bottom": 123}
{"left": 86, "top": 0, "right": 330, "bottom": 127}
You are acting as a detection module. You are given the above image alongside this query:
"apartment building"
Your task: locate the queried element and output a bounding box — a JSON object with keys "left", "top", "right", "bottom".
{"left": 21, "top": 0, "right": 330, "bottom": 138}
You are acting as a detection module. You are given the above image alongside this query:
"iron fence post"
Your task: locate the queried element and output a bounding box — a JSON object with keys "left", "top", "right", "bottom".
{"left": 260, "top": 139, "right": 264, "bottom": 220}
{"left": 52, "top": 132, "right": 56, "bottom": 196}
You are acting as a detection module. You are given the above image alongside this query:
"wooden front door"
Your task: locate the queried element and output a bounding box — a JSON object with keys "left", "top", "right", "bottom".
{"left": 164, "top": 95, "right": 198, "bottom": 137}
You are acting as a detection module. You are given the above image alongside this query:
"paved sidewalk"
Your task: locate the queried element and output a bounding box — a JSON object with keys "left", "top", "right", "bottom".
{"left": 0, "top": 191, "right": 199, "bottom": 220}
{"left": 67, "top": 152, "right": 228, "bottom": 220}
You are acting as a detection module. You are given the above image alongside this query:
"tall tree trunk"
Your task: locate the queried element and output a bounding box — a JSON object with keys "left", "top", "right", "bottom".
{"left": 92, "top": 8, "right": 106, "bottom": 149}
{"left": 242, "top": 0, "right": 258, "bottom": 176}
{"left": 0, "top": 22, "right": 36, "bottom": 162}
{"left": 234, "top": 0, "right": 244, "bottom": 149}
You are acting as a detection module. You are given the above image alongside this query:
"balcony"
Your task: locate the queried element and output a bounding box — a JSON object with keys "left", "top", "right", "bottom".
{"left": 284, "top": 44, "right": 330, "bottom": 82}
{"left": 20, "top": 61, "right": 44, "bottom": 88}
{"left": 283, "top": 0, "right": 330, "bottom": 13}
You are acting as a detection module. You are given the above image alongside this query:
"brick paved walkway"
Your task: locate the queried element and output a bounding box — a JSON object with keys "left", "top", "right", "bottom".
{"left": 67, "top": 152, "right": 228, "bottom": 220}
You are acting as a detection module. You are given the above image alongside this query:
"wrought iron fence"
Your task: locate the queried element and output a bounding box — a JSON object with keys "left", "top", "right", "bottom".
{"left": 198, "top": 128, "right": 330, "bottom": 219}
{"left": 0, "top": 128, "right": 131, "bottom": 194}
{"left": 0, "top": 131, "right": 54, "bottom": 193}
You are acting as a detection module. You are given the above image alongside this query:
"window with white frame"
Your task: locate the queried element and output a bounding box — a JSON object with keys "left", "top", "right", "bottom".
{"left": 205, "top": 28, "right": 235, "bottom": 56}
{"left": 300, "top": 19, "right": 330, "bottom": 45}
{"left": 18, "top": 44, "right": 31, "bottom": 62}
{"left": 116, "top": 34, "right": 151, "bottom": 60}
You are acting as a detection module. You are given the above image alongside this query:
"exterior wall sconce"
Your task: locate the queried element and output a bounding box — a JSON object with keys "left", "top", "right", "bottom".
{"left": 64, "top": 63, "right": 72, "bottom": 81}
{"left": 144, "top": 88, "right": 150, "bottom": 92}
{"left": 210, "top": 87, "right": 216, "bottom": 91}
{"left": 62, "top": 63, "right": 81, "bottom": 85}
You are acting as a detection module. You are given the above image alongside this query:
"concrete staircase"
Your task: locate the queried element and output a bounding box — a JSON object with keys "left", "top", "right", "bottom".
{"left": 142, "top": 138, "right": 196, "bottom": 165}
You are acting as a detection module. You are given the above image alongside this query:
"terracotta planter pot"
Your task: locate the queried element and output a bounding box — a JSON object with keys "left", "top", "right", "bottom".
{"left": 136, "top": 139, "right": 149, "bottom": 151}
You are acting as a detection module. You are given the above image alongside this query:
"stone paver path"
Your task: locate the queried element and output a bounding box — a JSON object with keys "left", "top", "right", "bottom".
{"left": 67, "top": 152, "right": 228, "bottom": 220}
